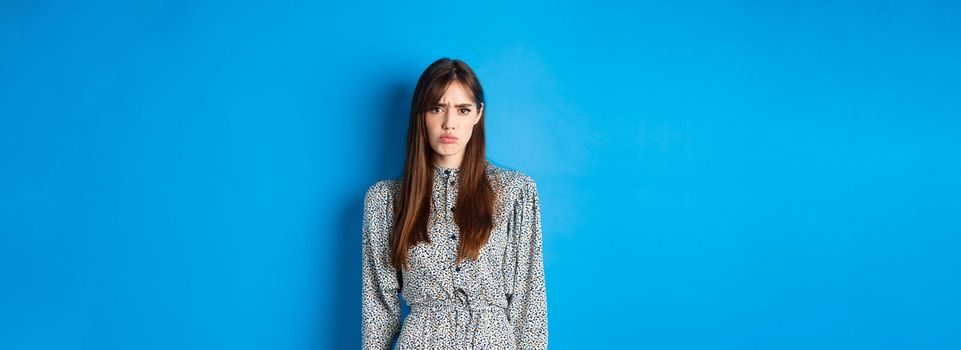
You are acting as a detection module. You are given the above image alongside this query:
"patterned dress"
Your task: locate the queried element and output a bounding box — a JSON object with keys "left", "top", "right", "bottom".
{"left": 362, "top": 159, "right": 548, "bottom": 349}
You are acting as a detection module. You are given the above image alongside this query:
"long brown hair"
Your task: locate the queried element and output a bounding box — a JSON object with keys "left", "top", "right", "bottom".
{"left": 389, "top": 58, "right": 495, "bottom": 270}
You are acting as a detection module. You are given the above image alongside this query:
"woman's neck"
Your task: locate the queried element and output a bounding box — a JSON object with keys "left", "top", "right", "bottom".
{"left": 432, "top": 153, "right": 463, "bottom": 169}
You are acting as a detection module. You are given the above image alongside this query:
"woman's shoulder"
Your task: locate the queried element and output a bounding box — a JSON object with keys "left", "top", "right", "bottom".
{"left": 364, "top": 177, "right": 401, "bottom": 205}
{"left": 363, "top": 159, "right": 536, "bottom": 199}
{"left": 485, "top": 159, "right": 537, "bottom": 194}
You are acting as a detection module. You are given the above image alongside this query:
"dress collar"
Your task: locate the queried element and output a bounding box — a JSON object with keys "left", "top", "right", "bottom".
{"left": 432, "top": 159, "right": 494, "bottom": 176}
{"left": 432, "top": 162, "right": 461, "bottom": 176}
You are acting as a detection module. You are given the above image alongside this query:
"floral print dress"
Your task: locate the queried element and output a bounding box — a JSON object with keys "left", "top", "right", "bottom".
{"left": 362, "top": 159, "right": 548, "bottom": 349}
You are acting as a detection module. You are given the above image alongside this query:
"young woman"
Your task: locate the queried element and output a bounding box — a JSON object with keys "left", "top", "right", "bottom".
{"left": 361, "top": 58, "right": 548, "bottom": 349}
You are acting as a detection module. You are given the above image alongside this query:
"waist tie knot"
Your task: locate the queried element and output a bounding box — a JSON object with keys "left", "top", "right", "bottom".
{"left": 410, "top": 288, "right": 507, "bottom": 348}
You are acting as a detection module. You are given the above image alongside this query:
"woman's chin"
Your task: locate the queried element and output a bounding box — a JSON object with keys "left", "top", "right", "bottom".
{"left": 433, "top": 145, "right": 462, "bottom": 155}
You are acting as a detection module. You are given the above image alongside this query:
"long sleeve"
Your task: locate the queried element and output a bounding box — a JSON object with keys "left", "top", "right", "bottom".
{"left": 507, "top": 179, "right": 549, "bottom": 349}
{"left": 361, "top": 183, "right": 401, "bottom": 350}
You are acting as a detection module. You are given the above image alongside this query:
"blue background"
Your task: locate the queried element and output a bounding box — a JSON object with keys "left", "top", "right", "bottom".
{"left": 2, "top": 1, "right": 960, "bottom": 349}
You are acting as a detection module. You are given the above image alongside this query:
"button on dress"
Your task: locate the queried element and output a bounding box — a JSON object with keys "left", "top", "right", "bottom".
{"left": 362, "top": 159, "right": 548, "bottom": 349}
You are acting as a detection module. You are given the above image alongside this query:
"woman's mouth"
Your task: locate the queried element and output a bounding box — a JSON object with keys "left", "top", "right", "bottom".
{"left": 440, "top": 135, "right": 458, "bottom": 144}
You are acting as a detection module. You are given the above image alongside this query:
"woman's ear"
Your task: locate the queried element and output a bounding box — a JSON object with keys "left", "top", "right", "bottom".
{"left": 475, "top": 102, "right": 484, "bottom": 124}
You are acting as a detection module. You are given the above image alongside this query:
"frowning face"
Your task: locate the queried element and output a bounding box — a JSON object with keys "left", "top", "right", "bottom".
{"left": 425, "top": 81, "right": 483, "bottom": 167}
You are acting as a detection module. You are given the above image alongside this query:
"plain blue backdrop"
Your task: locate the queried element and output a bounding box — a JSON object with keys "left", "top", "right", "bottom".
{"left": 2, "top": 0, "right": 960, "bottom": 349}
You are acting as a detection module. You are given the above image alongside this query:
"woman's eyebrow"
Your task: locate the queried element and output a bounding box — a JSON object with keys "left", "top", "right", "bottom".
{"left": 436, "top": 103, "right": 474, "bottom": 108}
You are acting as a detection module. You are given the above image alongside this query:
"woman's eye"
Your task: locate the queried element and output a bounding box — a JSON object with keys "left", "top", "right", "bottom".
{"left": 459, "top": 108, "right": 471, "bottom": 114}
{"left": 432, "top": 107, "right": 444, "bottom": 113}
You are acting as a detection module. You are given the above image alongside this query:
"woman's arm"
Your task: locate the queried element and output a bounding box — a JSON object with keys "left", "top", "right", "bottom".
{"left": 507, "top": 178, "right": 549, "bottom": 349}
{"left": 361, "top": 182, "right": 401, "bottom": 350}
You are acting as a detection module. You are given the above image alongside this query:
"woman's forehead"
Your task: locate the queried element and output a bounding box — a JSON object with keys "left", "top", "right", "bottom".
{"left": 437, "top": 81, "right": 475, "bottom": 103}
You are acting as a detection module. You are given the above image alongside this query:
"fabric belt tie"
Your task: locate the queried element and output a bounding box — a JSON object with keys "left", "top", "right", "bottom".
{"left": 410, "top": 288, "right": 507, "bottom": 348}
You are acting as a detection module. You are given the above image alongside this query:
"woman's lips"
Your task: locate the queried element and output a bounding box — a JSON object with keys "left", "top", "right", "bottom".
{"left": 440, "top": 136, "right": 458, "bottom": 144}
